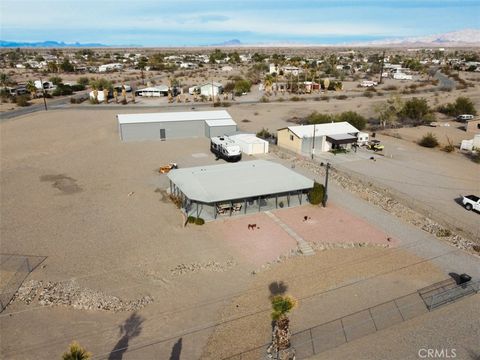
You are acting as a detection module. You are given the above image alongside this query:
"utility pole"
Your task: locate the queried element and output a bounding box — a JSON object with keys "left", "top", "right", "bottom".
{"left": 379, "top": 50, "right": 385, "bottom": 85}
{"left": 322, "top": 163, "right": 330, "bottom": 207}
{"left": 311, "top": 124, "right": 316, "bottom": 159}
{"left": 39, "top": 78, "right": 47, "bottom": 111}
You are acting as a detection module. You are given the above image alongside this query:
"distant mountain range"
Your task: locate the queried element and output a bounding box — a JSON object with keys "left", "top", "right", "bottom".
{"left": 2, "top": 29, "right": 479, "bottom": 48}
{"left": 0, "top": 40, "right": 108, "bottom": 48}
{"left": 349, "top": 29, "right": 480, "bottom": 47}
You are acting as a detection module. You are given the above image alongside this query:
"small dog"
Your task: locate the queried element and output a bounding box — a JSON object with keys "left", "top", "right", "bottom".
{"left": 248, "top": 224, "right": 257, "bottom": 230}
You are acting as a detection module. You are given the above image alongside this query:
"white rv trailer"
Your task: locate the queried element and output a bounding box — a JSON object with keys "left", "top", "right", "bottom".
{"left": 210, "top": 136, "right": 242, "bottom": 162}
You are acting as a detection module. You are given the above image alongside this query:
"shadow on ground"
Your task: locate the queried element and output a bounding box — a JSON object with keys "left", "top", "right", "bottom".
{"left": 169, "top": 338, "right": 183, "bottom": 360}
{"left": 108, "top": 312, "right": 144, "bottom": 360}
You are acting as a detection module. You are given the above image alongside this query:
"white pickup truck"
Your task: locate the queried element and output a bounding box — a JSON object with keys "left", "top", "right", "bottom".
{"left": 462, "top": 195, "right": 480, "bottom": 211}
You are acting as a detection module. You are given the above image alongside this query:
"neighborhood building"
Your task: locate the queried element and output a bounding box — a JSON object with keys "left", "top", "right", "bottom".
{"left": 200, "top": 82, "right": 223, "bottom": 97}
{"left": 117, "top": 110, "right": 237, "bottom": 141}
{"left": 277, "top": 122, "right": 360, "bottom": 155}
{"left": 167, "top": 160, "right": 314, "bottom": 220}
{"left": 466, "top": 118, "right": 480, "bottom": 134}
{"left": 228, "top": 134, "right": 269, "bottom": 155}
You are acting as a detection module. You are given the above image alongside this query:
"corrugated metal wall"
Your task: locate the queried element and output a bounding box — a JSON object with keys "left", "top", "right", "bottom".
{"left": 120, "top": 120, "right": 205, "bottom": 141}
{"left": 205, "top": 125, "right": 237, "bottom": 138}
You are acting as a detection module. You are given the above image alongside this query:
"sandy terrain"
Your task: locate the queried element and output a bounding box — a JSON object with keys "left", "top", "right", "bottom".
{"left": 1, "top": 107, "right": 479, "bottom": 359}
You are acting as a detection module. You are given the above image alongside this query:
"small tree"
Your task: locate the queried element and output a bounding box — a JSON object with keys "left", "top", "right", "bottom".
{"left": 268, "top": 295, "right": 297, "bottom": 357}
{"left": 49, "top": 76, "right": 63, "bottom": 85}
{"left": 62, "top": 341, "right": 91, "bottom": 360}
{"left": 419, "top": 133, "right": 439, "bottom": 148}
{"left": 308, "top": 182, "right": 325, "bottom": 205}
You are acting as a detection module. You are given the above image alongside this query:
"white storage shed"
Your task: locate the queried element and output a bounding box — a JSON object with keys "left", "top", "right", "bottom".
{"left": 229, "top": 134, "right": 269, "bottom": 155}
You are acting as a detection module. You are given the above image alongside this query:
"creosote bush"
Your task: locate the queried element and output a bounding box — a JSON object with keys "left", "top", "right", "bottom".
{"left": 418, "top": 133, "right": 439, "bottom": 148}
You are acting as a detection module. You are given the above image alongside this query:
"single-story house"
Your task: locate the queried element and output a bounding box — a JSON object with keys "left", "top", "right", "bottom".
{"left": 277, "top": 122, "right": 360, "bottom": 155}
{"left": 200, "top": 82, "right": 223, "bottom": 97}
{"left": 117, "top": 110, "right": 237, "bottom": 141}
{"left": 167, "top": 160, "right": 313, "bottom": 220}
{"left": 135, "top": 85, "right": 169, "bottom": 97}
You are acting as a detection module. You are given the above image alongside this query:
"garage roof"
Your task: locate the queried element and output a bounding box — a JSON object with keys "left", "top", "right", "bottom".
{"left": 168, "top": 160, "right": 313, "bottom": 203}
{"left": 117, "top": 110, "right": 233, "bottom": 125}
{"left": 205, "top": 119, "right": 237, "bottom": 127}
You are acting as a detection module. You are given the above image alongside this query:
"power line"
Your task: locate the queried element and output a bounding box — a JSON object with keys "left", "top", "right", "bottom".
{"left": 3, "top": 243, "right": 460, "bottom": 358}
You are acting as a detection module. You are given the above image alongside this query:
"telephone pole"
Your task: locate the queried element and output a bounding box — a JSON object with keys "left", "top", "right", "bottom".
{"left": 39, "top": 78, "right": 48, "bottom": 111}
{"left": 322, "top": 163, "right": 330, "bottom": 207}
{"left": 379, "top": 50, "right": 385, "bottom": 85}
{"left": 311, "top": 124, "right": 316, "bottom": 159}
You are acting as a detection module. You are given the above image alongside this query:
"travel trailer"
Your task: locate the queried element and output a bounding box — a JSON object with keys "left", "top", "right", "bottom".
{"left": 210, "top": 136, "right": 242, "bottom": 162}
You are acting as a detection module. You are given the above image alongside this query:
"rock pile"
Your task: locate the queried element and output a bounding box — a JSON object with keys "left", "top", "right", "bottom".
{"left": 13, "top": 280, "right": 153, "bottom": 312}
{"left": 271, "top": 147, "right": 478, "bottom": 255}
{"left": 170, "top": 260, "right": 236, "bottom": 276}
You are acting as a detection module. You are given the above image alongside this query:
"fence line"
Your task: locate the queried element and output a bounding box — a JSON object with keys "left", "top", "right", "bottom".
{"left": 0, "top": 254, "right": 46, "bottom": 312}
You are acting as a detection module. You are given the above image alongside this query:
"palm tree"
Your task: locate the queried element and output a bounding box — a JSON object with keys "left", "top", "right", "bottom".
{"left": 113, "top": 88, "right": 118, "bottom": 103}
{"left": 103, "top": 88, "right": 109, "bottom": 104}
{"left": 62, "top": 341, "right": 91, "bottom": 360}
{"left": 263, "top": 74, "right": 274, "bottom": 95}
{"left": 1, "top": 72, "right": 10, "bottom": 91}
{"left": 26, "top": 80, "right": 37, "bottom": 99}
{"left": 268, "top": 295, "right": 297, "bottom": 358}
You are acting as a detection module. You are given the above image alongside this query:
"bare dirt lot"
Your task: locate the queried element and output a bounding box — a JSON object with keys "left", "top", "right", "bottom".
{"left": 1, "top": 108, "right": 479, "bottom": 359}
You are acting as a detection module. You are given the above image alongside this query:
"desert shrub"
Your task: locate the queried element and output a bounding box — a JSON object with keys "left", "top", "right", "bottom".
{"left": 257, "top": 128, "right": 274, "bottom": 139}
{"left": 418, "top": 133, "right": 439, "bottom": 148}
{"left": 335, "top": 95, "right": 348, "bottom": 100}
{"left": 77, "top": 77, "right": 90, "bottom": 86}
{"left": 308, "top": 181, "right": 325, "bottom": 205}
{"left": 337, "top": 111, "right": 367, "bottom": 130}
{"left": 49, "top": 76, "right": 63, "bottom": 85}
{"left": 70, "top": 84, "right": 85, "bottom": 92}
{"left": 194, "top": 217, "right": 205, "bottom": 225}
{"left": 437, "top": 96, "right": 477, "bottom": 117}
{"left": 187, "top": 216, "right": 195, "bottom": 224}
{"left": 400, "top": 97, "right": 432, "bottom": 125}
{"left": 436, "top": 228, "right": 452, "bottom": 237}
{"left": 260, "top": 96, "right": 270, "bottom": 103}
{"left": 15, "top": 95, "right": 30, "bottom": 106}
{"left": 221, "top": 102, "right": 231, "bottom": 107}
{"left": 442, "top": 144, "right": 455, "bottom": 153}
{"left": 241, "top": 119, "right": 251, "bottom": 122}
{"left": 384, "top": 85, "right": 397, "bottom": 91}
{"left": 53, "top": 84, "right": 73, "bottom": 96}
{"left": 290, "top": 96, "right": 301, "bottom": 101}
{"left": 363, "top": 91, "right": 374, "bottom": 98}
{"left": 277, "top": 97, "right": 284, "bottom": 102}
{"left": 321, "top": 95, "right": 329, "bottom": 101}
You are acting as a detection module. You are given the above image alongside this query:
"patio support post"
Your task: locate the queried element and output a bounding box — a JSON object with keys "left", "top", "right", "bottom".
{"left": 244, "top": 199, "right": 247, "bottom": 214}
{"left": 169, "top": 180, "right": 172, "bottom": 195}
{"left": 258, "top": 196, "right": 261, "bottom": 212}
{"left": 299, "top": 191, "right": 302, "bottom": 205}
{"left": 196, "top": 202, "right": 199, "bottom": 218}
{"left": 276, "top": 195, "right": 278, "bottom": 208}
{"left": 287, "top": 192, "right": 290, "bottom": 207}
{"left": 230, "top": 201, "right": 233, "bottom": 217}
{"left": 214, "top": 202, "right": 217, "bottom": 219}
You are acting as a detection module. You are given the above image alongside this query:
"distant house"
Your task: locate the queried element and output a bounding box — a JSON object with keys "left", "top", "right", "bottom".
{"left": 200, "top": 82, "right": 223, "bottom": 97}
{"left": 221, "top": 65, "right": 233, "bottom": 72}
{"left": 135, "top": 85, "right": 169, "bottom": 97}
{"left": 34, "top": 80, "right": 55, "bottom": 91}
{"left": 98, "top": 63, "right": 123, "bottom": 72}
{"left": 277, "top": 122, "right": 360, "bottom": 155}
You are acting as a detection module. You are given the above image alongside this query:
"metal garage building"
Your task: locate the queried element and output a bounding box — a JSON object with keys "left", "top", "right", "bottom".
{"left": 167, "top": 160, "right": 313, "bottom": 220}
{"left": 117, "top": 110, "right": 237, "bottom": 141}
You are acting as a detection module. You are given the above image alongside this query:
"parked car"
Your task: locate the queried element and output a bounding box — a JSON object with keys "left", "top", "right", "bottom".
{"left": 457, "top": 114, "right": 474, "bottom": 122}
{"left": 462, "top": 195, "right": 480, "bottom": 212}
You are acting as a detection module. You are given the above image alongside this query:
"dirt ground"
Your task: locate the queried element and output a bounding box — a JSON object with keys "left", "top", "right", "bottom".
{"left": 1, "top": 107, "right": 479, "bottom": 359}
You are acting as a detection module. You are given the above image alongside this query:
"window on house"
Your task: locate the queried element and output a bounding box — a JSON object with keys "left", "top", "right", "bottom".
{"left": 477, "top": 124, "right": 480, "bottom": 129}
{"left": 290, "top": 135, "right": 294, "bottom": 141}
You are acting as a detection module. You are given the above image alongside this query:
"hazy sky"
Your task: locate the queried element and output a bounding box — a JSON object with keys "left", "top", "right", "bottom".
{"left": 1, "top": 0, "right": 479, "bottom": 45}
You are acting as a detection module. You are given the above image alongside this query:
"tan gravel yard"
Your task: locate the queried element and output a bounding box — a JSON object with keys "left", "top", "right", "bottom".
{"left": 1, "top": 108, "right": 479, "bottom": 359}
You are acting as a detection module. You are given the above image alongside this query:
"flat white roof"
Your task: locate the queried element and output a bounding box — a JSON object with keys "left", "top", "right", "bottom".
{"left": 118, "top": 110, "right": 233, "bottom": 125}
{"left": 285, "top": 122, "right": 359, "bottom": 139}
{"left": 205, "top": 119, "right": 237, "bottom": 127}
{"left": 168, "top": 160, "right": 313, "bottom": 203}
{"left": 229, "top": 133, "right": 268, "bottom": 144}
